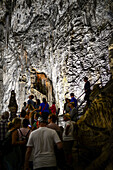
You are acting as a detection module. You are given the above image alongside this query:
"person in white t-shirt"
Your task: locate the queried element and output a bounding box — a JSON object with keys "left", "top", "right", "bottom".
{"left": 24, "top": 117, "right": 62, "bottom": 170}
{"left": 63, "top": 113, "right": 75, "bottom": 170}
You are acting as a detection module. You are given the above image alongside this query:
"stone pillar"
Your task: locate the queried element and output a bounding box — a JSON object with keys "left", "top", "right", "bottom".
{"left": 8, "top": 90, "right": 18, "bottom": 120}
{"left": 19, "top": 82, "right": 26, "bottom": 112}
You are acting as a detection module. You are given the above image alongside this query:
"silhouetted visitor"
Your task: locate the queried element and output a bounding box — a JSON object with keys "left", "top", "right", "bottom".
{"left": 70, "top": 93, "right": 77, "bottom": 108}
{"left": 25, "top": 95, "right": 35, "bottom": 125}
{"left": 84, "top": 76, "right": 91, "bottom": 106}
{"left": 38, "top": 98, "right": 50, "bottom": 120}
{"left": 63, "top": 113, "right": 75, "bottom": 170}
{"left": 47, "top": 114, "right": 61, "bottom": 137}
{"left": 0, "top": 111, "right": 9, "bottom": 146}
{"left": 0, "top": 111, "right": 9, "bottom": 170}
{"left": 35, "top": 99, "right": 40, "bottom": 113}
{"left": 20, "top": 109, "right": 26, "bottom": 127}
{"left": 24, "top": 116, "right": 62, "bottom": 170}
{"left": 3, "top": 118, "right": 26, "bottom": 170}
{"left": 69, "top": 102, "right": 78, "bottom": 122}
{"left": 63, "top": 98, "right": 70, "bottom": 114}
{"left": 32, "top": 112, "right": 40, "bottom": 130}
{"left": 47, "top": 114, "right": 66, "bottom": 169}
{"left": 25, "top": 95, "right": 35, "bottom": 111}
{"left": 18, "top": 118, "right": 31, "bottom": 168}
{"left": 21, "top": 102, "right": 26, "bottom": 111}
{"left": 50, "top": 102, "right": 56, "bottom": 114}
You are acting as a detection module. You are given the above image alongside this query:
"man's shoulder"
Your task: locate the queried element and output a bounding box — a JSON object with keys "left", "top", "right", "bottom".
{"left": 47, "top": 123, "right": 60, "bottom": 131}
{"left": 30, "top": 128, "right": 39, "bottom": 135}
{"left": 40, "top": 102, "right": 44, "bottom": 106}
{"left": 71, "top": 97, "right": 77, "bottom": 101}
{"left": 70, "top": 98, "right": 74, "bottom": 102}
{"left": 73, "top": 97, "right": 77, "bottom": 101}
{"left": 28, "top": 99, "right": 34, "bottom": 104}
{"left": 45, "top": 127, "right": 58, "bottom": 136}
{"left": 31, "top": 127, "right": 56, "bottom": 134}
{"left": 86, "top": 81, "right": 90, "bottom": 85}
{"left": 47, "top": 103, "right": 49, "bottom": 106}
{"left": 65, "top": 120, "right": 71, "bottom": 125}
{"left": 46, "top": 126, "right": 56, "bottom": 132}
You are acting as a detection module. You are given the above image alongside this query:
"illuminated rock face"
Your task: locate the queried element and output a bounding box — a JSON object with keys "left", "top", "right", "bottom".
{"left": 75, "top": 79, "right": 113, "bottom": 169}
{"left": 109, "top": 34, "right": 113, "bottom": 78}
{"left": 0, "top": 0, "right": 113, "bottom": 113}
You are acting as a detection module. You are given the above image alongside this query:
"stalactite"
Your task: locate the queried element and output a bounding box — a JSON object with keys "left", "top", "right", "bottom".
{"left": 26, "top": 0, "right": 32, "bottom": 8}
{"left": 13, "top": 0, "right": 17, "bottom": 9}
{"left": 5, "top": 1, "right": 11, "bottom": 47}
{"left": 59, "top": 0, "right": 63, "bottom": 10}
{"left": 91, "top": 0, "right": 97, "bottom": 20}
{"left": 4, "top": 0, "right": 17, "bottom": 47}
{"left": 5, "top": 13, "right": 9, "bottom": 47}
{"left": 25, "top": 50, "right": 27, "bottom": 65}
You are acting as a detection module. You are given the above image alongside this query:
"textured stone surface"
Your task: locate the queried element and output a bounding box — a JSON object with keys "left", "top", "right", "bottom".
{"left": 74, "top": 79, "right": 113, "bottom": 169}
{"left": 0, "top": 0, "right": 113, "bottom": 113}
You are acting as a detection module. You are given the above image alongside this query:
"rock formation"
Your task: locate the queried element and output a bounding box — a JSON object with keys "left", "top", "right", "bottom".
{"left": 0, "top": 0, "right": 113, "bottom": 113}
{"left": 0, "top": 0, "right": 113, "bottom": 169}
{"left": 8, "top": 90, "right": 18, "bottom": 119}
{"left": 73, "top": 79, "right": 113, "bottom": 169}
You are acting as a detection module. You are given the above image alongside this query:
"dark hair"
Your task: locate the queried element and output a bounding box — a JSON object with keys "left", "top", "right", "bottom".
{"left": 21, "top": 110, "right": 26, "bottom": 118}
{"left": 36, "top": 99, "right": 40, "bottom": 105}
{"left": 12, "top": 118, "right": 21, "bottom": 125}
{"left": 70, "top": 93, "right": 74, "bottom": 96}
{"left": 43, "top": 98, "right": 46, "bottom": 103}
{"left": 38, "top": 116, "right": 47, "bottom": 124}
{"left": 24, "top": 102, "right": 26, "bottom": 106}
{"left": 84, "top": 76, "right": 88, "bottom": 81}
{"left": 29, "top": 95, "right": 34, "bottom": 99}
{"left": 49, "top": 114, "right": 57, "bottom": 123}
{"left": 66, "top": 98, "right": 70, "bottom": 102}
{"left": 23, "top": 119, "right": 30, "bottom": 128}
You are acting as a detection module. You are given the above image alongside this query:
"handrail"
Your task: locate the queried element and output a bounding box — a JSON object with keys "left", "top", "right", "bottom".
{"left": 75, "top": 77, "right": 101, "bottom": 117}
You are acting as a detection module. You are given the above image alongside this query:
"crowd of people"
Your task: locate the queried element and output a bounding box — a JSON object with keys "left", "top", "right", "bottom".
{"left": 0, "top": 77, "right": 91, "bottom": 170}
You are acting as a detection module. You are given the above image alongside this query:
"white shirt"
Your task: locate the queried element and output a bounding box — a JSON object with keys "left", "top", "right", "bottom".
{"left": 63, "top": 120, "right": 75, "bottom": 141}
{"left": 27, "top": 127, "right": 61, "bottom": 169}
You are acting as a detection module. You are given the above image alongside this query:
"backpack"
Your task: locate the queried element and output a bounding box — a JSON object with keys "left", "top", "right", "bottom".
{"left": 18, "top": 129, "right": 30, "bottom": 164}
{"left": 2, "top": 128, "right": 17, "bottom": 155}
{"left": 18, "top": 129, "right": 30, "bottom": 142}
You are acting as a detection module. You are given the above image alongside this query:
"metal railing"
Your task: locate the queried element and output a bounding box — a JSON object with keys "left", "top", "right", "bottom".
{"left": 76, "top": 77, "right": 101, "bottom": 116}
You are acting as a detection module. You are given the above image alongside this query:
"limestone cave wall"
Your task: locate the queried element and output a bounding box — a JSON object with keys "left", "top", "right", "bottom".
{"left": 0, "top": 0, "right": 113, "bottom": 113}
{"left": 74, "top": 79, "right": 113, "bottom": 169}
